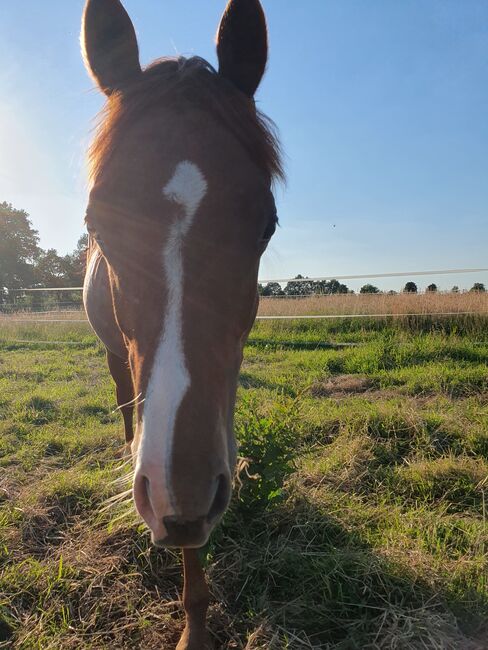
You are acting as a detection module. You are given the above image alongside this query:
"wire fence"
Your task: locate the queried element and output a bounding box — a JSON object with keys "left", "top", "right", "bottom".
{"left": 6, "top": 266, "right": 488, "bottom": 291}
{"left": 259, "top": 267, "right": 488, "bottom": 284}
{"left": 1, "top": 268, "right": 487, "bottom": 350}
{"left": 2, "top": 311, "right": 488, "bottom": 325}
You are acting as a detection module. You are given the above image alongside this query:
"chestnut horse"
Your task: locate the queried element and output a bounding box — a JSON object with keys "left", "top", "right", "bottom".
{"left": 81, "top": 0, "right": 282, "bottom": 647}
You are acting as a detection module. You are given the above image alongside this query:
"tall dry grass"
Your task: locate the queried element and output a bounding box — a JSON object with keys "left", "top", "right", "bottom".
{"left": 0, "top": 292, "right": 487, "bottom": 321}
{"left": 257, "top": 291, "right": 488, "bottom": 317}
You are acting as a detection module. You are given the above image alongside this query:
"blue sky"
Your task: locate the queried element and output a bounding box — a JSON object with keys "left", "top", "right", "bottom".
{"left": 0, "top": 0, "right": 487, "bottom": 291}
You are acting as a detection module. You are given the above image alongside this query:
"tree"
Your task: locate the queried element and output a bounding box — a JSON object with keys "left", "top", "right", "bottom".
{"left": 360, "top": 284, "right": 380, "bottom": 294}
{"left": 261, "top": 282, "right": 284, "bottom": 297}
{"left": 403, "top": 282, "right": 418, "bottom": 293}
{"left": 60, "top": 234, "right": 88, "bottom": 286}
{"left": 313, "top": 279, "right": 349, "bottom": 295}
{"left": 451, "top": 286, "right": 459, "bottom": 293}
{"left": 283, "top": 275, "right": 314, "bottom": 296}
{"left": 34, "top": 248, "right": 66, "bottom": 288}
{"left": 470, "top": 283, "right": 486, "bottom": 293}
{"left": 0, "top": 201, "right": 87, "bottom": 309}
{"left": 426, "top": 283, "right": 438, "bottom": 293}
{"left": 0, "top": 202, "right": 40, "bottom": 298}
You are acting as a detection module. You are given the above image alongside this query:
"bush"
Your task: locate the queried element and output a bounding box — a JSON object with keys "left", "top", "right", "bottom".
{"left": 403, "top": 282, "right": 418, "bottom": 294}
{"left": 470, "top": 283, "right": 485, "bottom": 293}
{"left": 261, "top": 282, "right": 284, "bottom": 297}
{"left": 360, "top": 284, "right": 380, "bottom": 294}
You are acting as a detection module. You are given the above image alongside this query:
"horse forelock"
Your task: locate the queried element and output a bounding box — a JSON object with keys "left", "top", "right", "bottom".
{"left": 88, "top": 55, "right": 284, "bottom": 187}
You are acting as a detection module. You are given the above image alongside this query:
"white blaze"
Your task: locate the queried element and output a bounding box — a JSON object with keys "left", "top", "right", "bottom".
{"left": 137, "top": 161, "right": 207, "bottom": 516}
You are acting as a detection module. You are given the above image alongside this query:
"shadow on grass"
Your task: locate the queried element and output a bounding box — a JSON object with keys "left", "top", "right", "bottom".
{"left": 18, "top": 396, "right": 58, "bottom": 426}
{"left": 239, "top": 372, "right": 297, "bottom": 397}
{"left": 247, "top": 338, "right": 358, "bottom": 351}
{"left": 207, "top": 489, "right": 488, "bottom": 649}
{"left": 206, "top": 398, "right": 488, "bottom": 648}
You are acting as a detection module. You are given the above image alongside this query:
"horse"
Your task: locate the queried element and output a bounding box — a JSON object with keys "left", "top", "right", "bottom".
{"left": 81, "top": 0, "right": 283, "bottom": 647}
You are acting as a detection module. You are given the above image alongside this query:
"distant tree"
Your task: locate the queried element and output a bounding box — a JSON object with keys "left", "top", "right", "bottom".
{"left": 360, "top": 284, "right": 380, "bottom": 294}
{"left": 0, "top": 202, "right": 41, "bottom": 299}
{"left": 314, "top": 278, "right": 349, "bottom": 295}
{"left": 261, "top": 282, "right": 284, "bottom": 297}
{"left": 329, "top": 279, "right": 349, "bottom": 294}
{"left": 34, "top": 248, "right": 66, "bottom": 288}
{"left": 61, "top": 234, "right": 88, "bottom": 286}
{"left": 403, "top": 282, "right": 418, "bottom": 294}
{"left": 426, "top": 283, "right": 438, "bottom": 293}
{"left": 451, "top": 285, "right": 459, "bottom": 293}
{"left": 387, "top": 290, "right": 397, "bottom": 295}
{"left": 470, "top": 283, "right": 486, "bottom": 293}
{"left": 283, "top": 275, "right": 314, "bottom": 296}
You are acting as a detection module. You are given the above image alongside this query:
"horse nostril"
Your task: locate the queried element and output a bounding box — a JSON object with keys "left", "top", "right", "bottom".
{"left": 133, "top": 471, "right": 160, "bottom": 533}
{"left": 133, "top": 473, "right": 152, "bottom": 516}
{"left": 143, "top": 476, "right": 150, "bottom": 496}
{"left": 207, "top": 473, "right": 230, "bottom": 524}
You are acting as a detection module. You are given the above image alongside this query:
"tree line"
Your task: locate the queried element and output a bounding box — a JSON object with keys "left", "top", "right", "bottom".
{"left": 259, "top": 277, "right": 486, "bottom": 297}
{"left": 0, "top": 202, "right": 87, "bottom": 304}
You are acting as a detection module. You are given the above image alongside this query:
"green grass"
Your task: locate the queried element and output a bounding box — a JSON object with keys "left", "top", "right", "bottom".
{"left": 0, "top": 318, "right": 487, "bottom": 648}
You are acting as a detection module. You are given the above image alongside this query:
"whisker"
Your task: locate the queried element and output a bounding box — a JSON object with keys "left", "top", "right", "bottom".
{"left": 99, "top": 501, "right": 134, "bottom": 523}
{"left": 100, "top": 491, "right": 134, "bottom": 514}
{"left": 111, "top": 393, "right": 145, "bottom": 413}
{"left": 104, "top": 488, "right": 133, "bottom": 504}
{"left": 116, "top": 467, "right": 132, "bottom": 477}
{"left": 112, "top": 458, "right": 134, "bottom": 470}
{"left": 109, "top": 473, "right": 134, "bottom": 487}
{"left": 106, "top": 507, "right": 137, "bottom": 524}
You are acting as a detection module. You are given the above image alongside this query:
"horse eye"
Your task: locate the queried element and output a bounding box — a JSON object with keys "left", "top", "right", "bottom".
{"left": 86, "top": 223, "right": 104, "bottom": 248}
{"left": 261, "top": 217, "right": 277, "bottom": 241}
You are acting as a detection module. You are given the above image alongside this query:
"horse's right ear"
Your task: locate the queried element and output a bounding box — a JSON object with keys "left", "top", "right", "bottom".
{"left": 81, "top": 0, "right": 142, "bottom": 96}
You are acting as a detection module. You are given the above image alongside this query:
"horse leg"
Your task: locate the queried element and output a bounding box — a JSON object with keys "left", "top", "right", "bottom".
{"left": 106, "top": 349, "right": 135, "bottom": 446}
{"left": 176, "top": 549, "right": 211, "bottom": 650}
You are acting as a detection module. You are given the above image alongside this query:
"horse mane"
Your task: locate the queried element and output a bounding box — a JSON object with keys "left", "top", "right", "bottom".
{"left": 88, "top": 56, "right": 284, "bottom": 185}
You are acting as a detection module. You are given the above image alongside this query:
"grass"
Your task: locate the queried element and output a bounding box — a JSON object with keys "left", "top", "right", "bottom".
{"left": 0, "top": 315, "right": 487, "bottom": 648}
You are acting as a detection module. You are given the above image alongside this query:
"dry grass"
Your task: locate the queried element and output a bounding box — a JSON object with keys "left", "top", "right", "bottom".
{"left": 258, "top": 291, "right": 488, "bottom": 317}
{"left": 0, "top": 291, "right": 487, "bottom": 323}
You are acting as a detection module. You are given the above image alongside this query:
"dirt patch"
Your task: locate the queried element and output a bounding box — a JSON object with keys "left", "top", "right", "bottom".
{"left": 20, "top": 505, "right": 73, "bottom": 555}
{"left": 310, "top": 375, "right": 375, "bottom": 398}
{"left": 19, "top": 492, "right": 93, "bottom": 557}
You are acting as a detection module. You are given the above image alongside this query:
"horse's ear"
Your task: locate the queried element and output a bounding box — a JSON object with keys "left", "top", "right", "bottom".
{"left": 81, "top": 0, "right": 142, "bottom": 96}
{"left": 216, "top": 0, "right": 268, "bottom": 98}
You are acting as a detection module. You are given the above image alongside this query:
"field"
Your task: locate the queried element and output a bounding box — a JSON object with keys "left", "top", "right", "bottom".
{"left": 258, "top": 291, "right": 488, "bottom": 318}
{"left": 0, "top": 308, "right": 487, "bottom": 648}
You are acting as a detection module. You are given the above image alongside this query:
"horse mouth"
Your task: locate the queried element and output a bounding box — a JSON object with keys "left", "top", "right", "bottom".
{"left": 153, "top": 516, "right": 211, "bottom": 548}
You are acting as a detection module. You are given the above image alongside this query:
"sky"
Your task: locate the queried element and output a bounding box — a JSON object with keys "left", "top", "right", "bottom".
{"left": 0, "top": 0, "right": 487, "bottom": 291}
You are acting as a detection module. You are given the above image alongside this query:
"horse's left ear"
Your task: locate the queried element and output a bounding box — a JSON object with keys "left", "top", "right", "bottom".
{"left": 216, "top": 0, "right": 268, "bottom": 98}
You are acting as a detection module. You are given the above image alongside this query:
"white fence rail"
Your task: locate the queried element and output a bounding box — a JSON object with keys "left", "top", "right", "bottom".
{"left": 6, "top": 267, "right": 488, "bottom": 292}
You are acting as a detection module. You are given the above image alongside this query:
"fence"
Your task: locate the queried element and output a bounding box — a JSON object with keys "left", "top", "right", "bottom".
{"left": 1, "top": 268, "right": 487, "bottom": 324}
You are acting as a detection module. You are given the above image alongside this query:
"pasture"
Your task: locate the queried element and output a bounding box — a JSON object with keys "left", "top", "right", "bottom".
{"left": 0, "top": 311, "right": 487, "bottom": 649}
